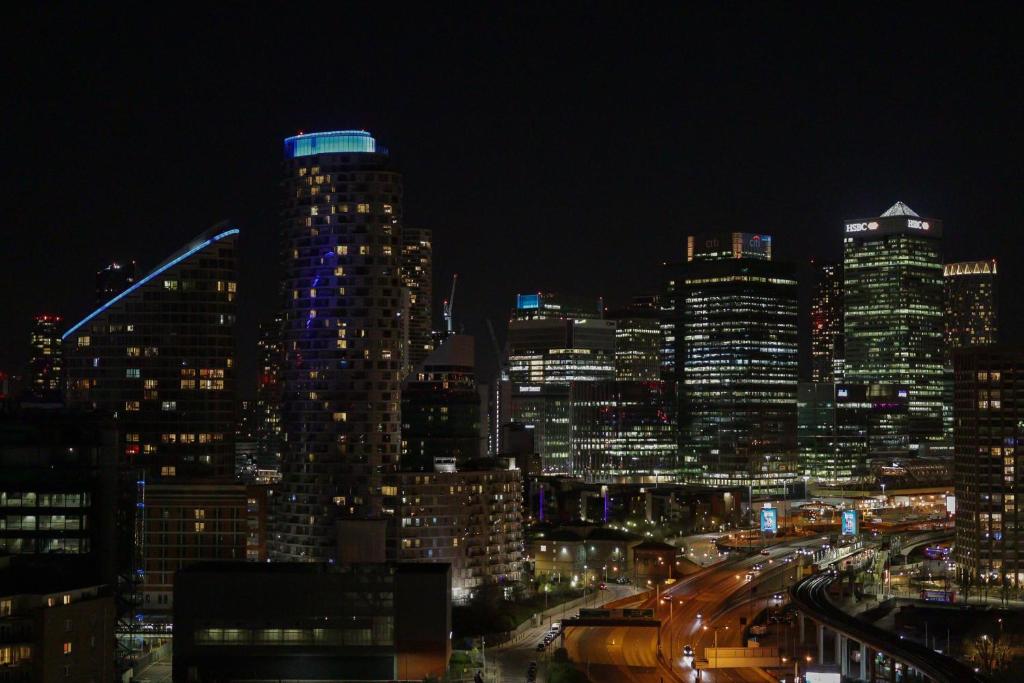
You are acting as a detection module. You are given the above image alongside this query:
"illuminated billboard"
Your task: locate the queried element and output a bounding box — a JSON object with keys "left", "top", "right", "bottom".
{"left": 760, "top": 507, "right": 778, "bottom": 533}
{"left": 841, "top": 509, "right": 858, "bottom": 536}
{"left": 516, "top": 293, "right": 540, "bottom": 309}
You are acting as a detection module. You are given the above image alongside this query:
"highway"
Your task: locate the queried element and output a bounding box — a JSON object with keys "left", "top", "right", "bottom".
{"left": 562, "top": 540, "right": 809, "bottom": 683}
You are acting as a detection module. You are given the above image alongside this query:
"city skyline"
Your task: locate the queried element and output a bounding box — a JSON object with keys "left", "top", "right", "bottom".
{"left": 4, "top": 6, "right": 1024, "bottom": 682}
{"left": 2, "top": 5, "right": 1022, "bottom": 393}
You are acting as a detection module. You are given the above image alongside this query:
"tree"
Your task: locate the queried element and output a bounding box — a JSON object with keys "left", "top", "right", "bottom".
{"left": 964, "top": 633, "right": 1010, "bottom": 675}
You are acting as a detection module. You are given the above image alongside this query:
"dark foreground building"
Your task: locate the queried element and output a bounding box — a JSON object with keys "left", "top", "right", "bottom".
{"left": 953, "top": 345, "right": 1024, "bottom": 587}
{"left": 173, "top": 562, "right": 451, "bottom": 683}
{"left": 0, "top": 408, "right": 121, "bottom": 579}
{"left": 0, "top": 564, "right": 116, "bottom": 683}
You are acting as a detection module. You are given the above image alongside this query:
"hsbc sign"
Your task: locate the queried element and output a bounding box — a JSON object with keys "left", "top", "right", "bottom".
{"left": 845, "top": 221, "right": 879, "bottom": 233}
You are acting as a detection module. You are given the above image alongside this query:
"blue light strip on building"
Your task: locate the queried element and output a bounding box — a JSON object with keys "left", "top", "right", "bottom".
{"left": 283, "top": 130, "right": 385, "bottom": 158}
{"left": 62, "top": 228, "right": 240, "bottom": 340}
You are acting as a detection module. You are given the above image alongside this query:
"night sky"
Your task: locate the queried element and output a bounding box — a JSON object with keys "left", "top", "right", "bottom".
{"left": 3, "top": 5, "right": 1022, "bottom": 395}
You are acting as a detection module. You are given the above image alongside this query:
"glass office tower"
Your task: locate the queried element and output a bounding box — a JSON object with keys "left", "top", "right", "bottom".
{"left": 798, "top": 382, "right": 909, "bottom": 484}
{"left": 671, "top": 232, "right": 799, "bottom": 494}
{"left": 504, "top": 293, "right": 614, "bottom": 473}
{"left": 606, "top": 307, "right": 662, "bottom": 382}
{"left": 843, "top": 202, "right": 945, "bottom": 452}
{"left": 273, "top": 130, "right": 404, "bottom": 561}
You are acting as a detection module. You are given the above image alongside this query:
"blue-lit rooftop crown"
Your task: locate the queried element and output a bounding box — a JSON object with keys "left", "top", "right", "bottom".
{"left": 283, "top": 130, "right": 387, "bottom": 158}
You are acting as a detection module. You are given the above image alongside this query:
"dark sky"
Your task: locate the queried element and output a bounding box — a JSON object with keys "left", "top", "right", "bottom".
{"left": 3, "top": 5, "right": 1022, "bottom": 396}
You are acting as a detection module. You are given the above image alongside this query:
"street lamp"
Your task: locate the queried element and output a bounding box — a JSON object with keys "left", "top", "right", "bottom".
{"left": 703, "top": 624, "right": 729, "bottom": 670}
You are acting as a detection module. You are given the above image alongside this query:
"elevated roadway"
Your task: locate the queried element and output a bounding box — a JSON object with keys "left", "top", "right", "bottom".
{"left": 791, "top": 571, "right": 986, "bottom": 683}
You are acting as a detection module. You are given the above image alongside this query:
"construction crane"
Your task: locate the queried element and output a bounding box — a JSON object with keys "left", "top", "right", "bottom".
{"left": 442, "top": 273, "right": 458, "bottom": 335}
{"left": 485, "top": 318, "right": 503, "bottom": 368}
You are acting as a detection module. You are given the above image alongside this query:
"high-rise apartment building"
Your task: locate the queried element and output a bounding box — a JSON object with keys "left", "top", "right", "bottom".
{"left": 843, "top": 202, "right": 945, "bottom": 452}
{"left": 254, "top": 316, "right": 283, "bottom": 475}
{"left": 96, "top": 260, "right": 136, "bottom": 303}
{"left": 29, "top": 314, "right": 63, "bottom": 400}
{"left": 64, "top": 227, "right": 240, "bottom": 480}
{"left": 669, "top": 232, "right": 798, "bottom": 494}
{"left": 63, "top": 225, "right": 245, "bottom": 612}
{"left": 273, "top": 130, "right": 404, "bottom": 561}
{"left": 400, "top": 226, "right": 433, "bottom": 373}
{"left": 945, "top": 259, "right": 998, "bottom": 349}
{"left": 383, "top": 464, "right": 523, "bottom": 604}
{"left": 810, "top": 260, "right": 844, "bottom": 383}
{"left": 953, "top": 346, "right": 1024, "bottom": 586}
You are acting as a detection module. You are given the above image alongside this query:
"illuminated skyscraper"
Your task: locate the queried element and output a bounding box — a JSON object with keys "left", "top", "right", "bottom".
{"left": 669, "top": 232, "right": 799, "bottom": 494}
{"left": 810, "top": 260, "right": 843, "bottom": 383}
{"left": 797, "top": 382, "right": 909, "bottom": 483}
{"left": 29, "top": 314, "right": 63, "bottom": 400}
{"left": 945, "top": 259, "right": 998, "bottom": 349}
{"left": 504, "top": 293, "right": 614, "bottom": 472}
{"left": 273, "top": 130, "right": 403, "bottom": 561}
{"left": 400, "top": 226, "right": 433, "bottom": 373}
{"left": 570, "top": 380, "right": 676, "bottom": 475}
{"left": 607, "top": 306, "right": 662, "bottom": 382}
{"left": 843, "top": 202, "right": 945, "bottom": 452}
{"left": 96, "top": 260, "right": 136, "bottom": 303}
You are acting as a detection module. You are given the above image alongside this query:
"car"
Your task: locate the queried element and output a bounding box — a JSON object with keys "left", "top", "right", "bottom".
{"left": 696, "top": 611, "right": 703, "bottom": 620}
{"left": 536, "top": 643, "right": 546, "bottom": 651}
{"left": 682, "top": 644, "right": 694, "bottom": 657}
{"left": 752, "top": 562, "right": 764, "bottom": 571}
{"left": 528, "top": 662, "right": 537, "bottom": 672}
{"left": 760, "top": 549, "right": 771, "bottom": 556}
{"left": 598, "top": 582, "right": 607, "bottom": 590}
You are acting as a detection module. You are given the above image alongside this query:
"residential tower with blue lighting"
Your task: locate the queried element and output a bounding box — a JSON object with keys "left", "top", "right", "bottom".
{"left": 272, "top": 130, "right": 404, "bottom": 561}
{"left": 62, "top": 224, "right": 246, "bottom": 614}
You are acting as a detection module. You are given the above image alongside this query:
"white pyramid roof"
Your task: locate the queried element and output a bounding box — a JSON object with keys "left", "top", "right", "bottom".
{"left": 881, "top": 201, "right": 919, "bottom": 218}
